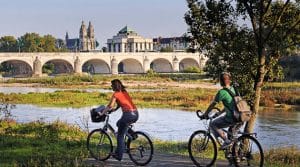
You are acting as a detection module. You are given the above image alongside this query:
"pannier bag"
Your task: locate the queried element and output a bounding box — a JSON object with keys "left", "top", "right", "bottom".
{"left": 90, "top": 105, "right": 106, "bottom": 122}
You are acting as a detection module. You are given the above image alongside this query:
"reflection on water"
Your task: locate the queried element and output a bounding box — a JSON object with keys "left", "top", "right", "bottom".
{"left": 9, "top": 104, "right": 300, "bottom": 149}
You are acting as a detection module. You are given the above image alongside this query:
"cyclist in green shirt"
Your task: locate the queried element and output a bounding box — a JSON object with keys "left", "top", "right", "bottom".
{"left": 200, "top": 72, "right": 242, "bottom": 149}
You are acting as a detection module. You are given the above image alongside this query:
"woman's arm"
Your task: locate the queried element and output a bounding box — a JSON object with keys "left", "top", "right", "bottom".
{"left": 101, "top": 96, "right": 117, "bottom": 115}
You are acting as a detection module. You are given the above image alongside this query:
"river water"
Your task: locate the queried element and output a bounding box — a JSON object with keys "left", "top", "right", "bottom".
{"left": 8, "top": 104, "right": 300, "bottom": 150}
{"left": 0, "top": 87, "right": 163, "bottom": 94}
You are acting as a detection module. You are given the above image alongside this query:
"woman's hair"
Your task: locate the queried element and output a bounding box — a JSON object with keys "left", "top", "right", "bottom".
{"left": 111, "top": 79, "right": 126, "bottom": 92}
{"left": 219, "top": 72, "right": 231, "bottom": 87}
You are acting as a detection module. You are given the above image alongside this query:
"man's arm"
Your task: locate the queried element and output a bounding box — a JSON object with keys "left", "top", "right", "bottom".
{"left": 202, "top": 101, "right": 218, "bottom": 117}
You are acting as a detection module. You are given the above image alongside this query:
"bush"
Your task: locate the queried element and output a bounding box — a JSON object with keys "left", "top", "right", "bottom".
{"left": 183, "top": 66, "right": 202, "bottom": 73}
{"left": 146, "top": 69, "right": 158, "bottom": 77}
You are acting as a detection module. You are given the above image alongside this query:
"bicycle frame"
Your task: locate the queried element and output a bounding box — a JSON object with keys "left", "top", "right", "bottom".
{"left": 199, "top": 109, "right": 257, "bottom": 147}
{"left": 100, "top": 112, "right": 135, "bottom": 146}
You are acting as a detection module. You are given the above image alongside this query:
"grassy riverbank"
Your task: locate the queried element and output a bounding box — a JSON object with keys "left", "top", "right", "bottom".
{"left": 0, "top": 120, "right": 88, "bottom": 166}
{"left": 1, "top": 74, "right": 209, "bottom": 88}
{"left": 0, "top": 87, "right": 299, "bottom": 111}
{"left": 0, "top": 120, "right": 299, "bottom": 167}
{"left": 0, "top": 88, "right": 217, "bottom": 110}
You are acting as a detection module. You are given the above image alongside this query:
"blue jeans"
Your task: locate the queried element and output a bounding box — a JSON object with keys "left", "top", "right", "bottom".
{"left": 116, "top": 111, "right": 139, "bottom": 159}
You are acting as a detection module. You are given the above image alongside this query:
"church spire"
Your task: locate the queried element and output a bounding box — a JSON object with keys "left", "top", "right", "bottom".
{"left": 87, "top": 21, "right": 94, "bottom": 39}
{"left": 65, "top": 32, "right": 69, "bottom": 41}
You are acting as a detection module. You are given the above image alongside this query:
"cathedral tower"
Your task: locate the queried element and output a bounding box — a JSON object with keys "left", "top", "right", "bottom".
{"left": 87, "top": 21, "right": 95, "bottom": 50}
{"left": 79, "top": 21, "right": 88, "bottom": 51}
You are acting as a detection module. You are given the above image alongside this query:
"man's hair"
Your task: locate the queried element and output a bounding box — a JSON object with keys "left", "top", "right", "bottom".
{"left": 219, "top": 72, "right": 231, "bottom": 87}
{"left": 111, "top": 79, "right": 126, "bottom": 92}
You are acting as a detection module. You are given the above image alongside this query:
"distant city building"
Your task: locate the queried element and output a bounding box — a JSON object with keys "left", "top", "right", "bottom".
{"left": 153, "top": 36, "right": 189, "bottom": 52}
{"left": 107, "top": 26, "right": 153, "bottom": 52}
{"left": 65, "top": 21, "right": 96, "bottom": 52}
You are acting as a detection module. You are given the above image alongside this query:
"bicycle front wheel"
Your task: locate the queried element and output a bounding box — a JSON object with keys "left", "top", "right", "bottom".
{"left": 87, "top": 129, "right": 113, "bottom": 161}
{"left": 128, "top": 131, "right": 153, "bottom": 166}
{"left": 188, "top": 130, "right": 217, "bottom": 167}
{"left": 232, "top": 135, "right": 264, "bottom": 167}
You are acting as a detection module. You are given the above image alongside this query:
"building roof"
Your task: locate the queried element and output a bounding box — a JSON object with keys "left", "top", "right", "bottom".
{"left": 66, "top": 38, "right": 79, "bottom": 48}
{"left": 118, "top": 26, "right": 136, "bottom": 35}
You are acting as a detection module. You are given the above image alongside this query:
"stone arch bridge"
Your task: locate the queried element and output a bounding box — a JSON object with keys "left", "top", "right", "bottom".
{"left": 0, "top": 52, "right": 206, "bottom": 77}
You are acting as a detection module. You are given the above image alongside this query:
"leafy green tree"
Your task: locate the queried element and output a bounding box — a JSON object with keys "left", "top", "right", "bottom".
{"left": 18, "top": 33, "right": 44, "bottom": 52}
{"left": 42, "top": 35, "right": 58, "bottom": 52}
{"left": 185, "top": 0, "right": 300, "bottom": 133}
{"left": 55, "top": 39, "right": 68, "bottom": 52}
{"left": 42, "top": 62, "right": 55, "bottom": 74}
{"left": 0, "top": 36, "right": 18, "bottom": 52}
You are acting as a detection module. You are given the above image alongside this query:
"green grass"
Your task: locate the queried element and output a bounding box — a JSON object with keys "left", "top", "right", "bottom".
{"left": 2, "top": 73, "right": 208, "bottom": 86}
{"left": 0, "top": 88, "right": 217, "bottom": 110}
{"left": 264, "top": 82, "right": 300, "bottom": 90}
{"left": 1, "top": 87, "right": 299, "bottom": 111}
{"left": 1, "top": 120, "right": 299, "bottom": 166}
{"left": 264, "top": 146, "right": 300, "bottom": 167}
{"left": 0, "top": 120, "right": 88, "bottom": 166}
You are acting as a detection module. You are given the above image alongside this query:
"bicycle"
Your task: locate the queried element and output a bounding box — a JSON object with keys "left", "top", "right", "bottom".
{"left": 188, "top": 108, "right": 264, "bottom": 167}
{"left": 87, "top": 109, "right": 154, "bottom": 166}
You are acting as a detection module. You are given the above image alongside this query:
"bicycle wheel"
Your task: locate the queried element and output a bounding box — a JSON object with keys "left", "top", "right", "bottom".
{"left": 128, "top": 131, "right": 153, "bottom": 166}
{"left": 232, "top": 135, "right": 264, "bottom": 167}
{"left": 87, "top": 129, "right": 113, "bottom": 161}
{"left": 188, "top": 130, "right": 217, "bottom": 167}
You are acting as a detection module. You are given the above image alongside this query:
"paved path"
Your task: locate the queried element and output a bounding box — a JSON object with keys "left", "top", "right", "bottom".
{"left": 84, "top": 153, "right": 229, "bottom": 167}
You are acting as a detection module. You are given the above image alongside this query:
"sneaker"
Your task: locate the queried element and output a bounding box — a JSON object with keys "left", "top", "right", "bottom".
{"left": 220, "top": 140, "right": 233, "bottom": 150}
{"left": 110, "top": 153, "right": 122, "bottom": 161}
{"left": 128, "top": 129, "right": 137, "bottom": 140}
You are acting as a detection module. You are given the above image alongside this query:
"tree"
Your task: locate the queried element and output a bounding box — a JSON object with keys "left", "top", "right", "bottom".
{"left": 18, "top": 33, "right": 44, "bottom": 52}
{"left": 185, "top": 0, "right": 300, "bottom": 133}
{"left": 0, "top": 36, "right": 18, "bottom": 52}
{"left": 42, "top": 35, "right": 58, "bottom": 52}
{"left": 55, "top": 39, "right": 68, "bottom": 52}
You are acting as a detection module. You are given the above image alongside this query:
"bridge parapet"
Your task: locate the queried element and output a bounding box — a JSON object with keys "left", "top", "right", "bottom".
{"left": 0, "top": 52, "right": 207, "bottom": 77}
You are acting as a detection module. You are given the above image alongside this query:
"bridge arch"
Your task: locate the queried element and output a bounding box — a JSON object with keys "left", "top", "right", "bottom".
{"left": 118, "top": 58, "right": 143, "bottom": 73}
{"left": 179, "top": 58, "right": 200, "bottom": 71}
{"left": 82, "top": 59, "right": 110, "bottom": 74}
{"left": 42, "top": 59, "right": 73, "bottom": 75}
{"left": 0, "top": 59, "right": 33, "bottom": 77}
{"left": 150, "top": 58, "right": 173, "bottom": 73}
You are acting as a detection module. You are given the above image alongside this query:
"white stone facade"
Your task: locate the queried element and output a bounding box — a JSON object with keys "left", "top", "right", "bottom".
{"left": 107, "top": 26, "right": 153, "bottom": 52}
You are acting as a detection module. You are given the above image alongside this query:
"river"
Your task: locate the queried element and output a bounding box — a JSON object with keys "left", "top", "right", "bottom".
{"left": 8, "top": 104, "right": 300, "bottom": 150}
{"left": 0, "top": 86, "right": 163, "bottom": 94}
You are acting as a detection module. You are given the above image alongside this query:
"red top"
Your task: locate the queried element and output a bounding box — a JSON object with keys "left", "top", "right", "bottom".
{"left": 113, "top": 91, "right": 137, "bottom": 112}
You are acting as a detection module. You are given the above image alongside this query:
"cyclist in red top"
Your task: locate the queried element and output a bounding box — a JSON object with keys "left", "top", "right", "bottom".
{"left": 101, "top": 79, "right": 139, "bottom": 161}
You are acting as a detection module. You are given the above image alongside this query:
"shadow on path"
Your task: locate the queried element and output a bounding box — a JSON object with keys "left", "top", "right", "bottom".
{"left": 84, "top": 153, "right": 229, "bottom": 167}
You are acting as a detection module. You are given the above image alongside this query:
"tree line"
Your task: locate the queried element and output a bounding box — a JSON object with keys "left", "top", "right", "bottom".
{"left": 0, "top": 33, "right": 67, "bottom": 52}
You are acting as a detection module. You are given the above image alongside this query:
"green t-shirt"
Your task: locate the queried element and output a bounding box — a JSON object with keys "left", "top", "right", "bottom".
{"left": 214, "top": 86, "right": 236, "bottom": 121}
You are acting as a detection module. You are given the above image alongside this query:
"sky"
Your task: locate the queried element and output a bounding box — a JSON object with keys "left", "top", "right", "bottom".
{"left": 0, "top": 0, "right": 189, "bottom": 47}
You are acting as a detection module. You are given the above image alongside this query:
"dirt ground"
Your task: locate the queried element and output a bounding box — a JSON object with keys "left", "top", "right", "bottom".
{"left": 84, "top": 153, "right": 229, "bottom": 167}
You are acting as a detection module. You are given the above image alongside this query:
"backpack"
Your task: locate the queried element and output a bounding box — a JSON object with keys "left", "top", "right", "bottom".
{"left": 223, "top": 88, "right": 252, "bottom": 122}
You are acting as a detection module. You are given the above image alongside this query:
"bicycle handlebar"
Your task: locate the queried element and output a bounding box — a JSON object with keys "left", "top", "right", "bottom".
{"left": 196, "top": 107, "right": 222, "bottom": 120}
{"left": 196, "top": 110, "right": 203, "bottom": 119}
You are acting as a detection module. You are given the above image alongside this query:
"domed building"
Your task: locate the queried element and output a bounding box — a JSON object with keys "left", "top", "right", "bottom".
{"left": 107, "top": 26, "right": 153, "bottom": 52}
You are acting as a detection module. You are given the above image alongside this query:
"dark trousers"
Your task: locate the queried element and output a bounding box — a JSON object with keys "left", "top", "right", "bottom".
{"left": 116, "top": 111, "right": 139, "bottom": 159}
{"left": 211, "top": 116, "right": 243, "bottom": 141}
